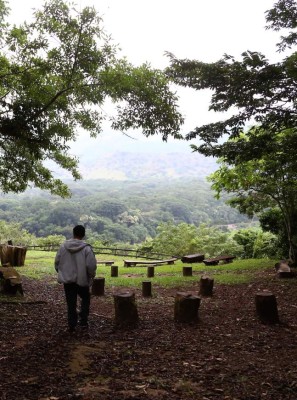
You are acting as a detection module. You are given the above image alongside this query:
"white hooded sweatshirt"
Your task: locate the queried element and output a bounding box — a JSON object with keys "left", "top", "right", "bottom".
{"left": 54, "top": 239, "right": 97, "bottom": 286}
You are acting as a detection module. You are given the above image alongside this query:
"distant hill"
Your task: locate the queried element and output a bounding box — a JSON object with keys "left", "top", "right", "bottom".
{"left": 78, "top": 151, "right": 218, "bottom": 180}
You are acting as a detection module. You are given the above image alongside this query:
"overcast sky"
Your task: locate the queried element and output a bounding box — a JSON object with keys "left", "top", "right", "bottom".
{"left": 8, "top": 0, "right": 282, "bottom": 156}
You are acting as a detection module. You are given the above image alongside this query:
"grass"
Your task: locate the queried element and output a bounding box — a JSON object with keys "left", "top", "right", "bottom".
{"left": 14, "top": 250, "right": 276, "bottom": 287}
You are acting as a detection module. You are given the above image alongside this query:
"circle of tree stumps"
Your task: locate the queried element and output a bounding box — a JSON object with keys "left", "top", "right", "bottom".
{"left": 255, "top": 292, "right": 279, "bottom": 324}
{"left": 142, "top": 281, "right": 152, "bottom": 297}
{"left": 91, "top": 277, "right": 105, "bottom": 296}
{"left": 111, "top": 265, "right": 119, "bottom": 277}
{"left": 183, "top": 266, "right": 193, "bottom": 276}
{"left": 113, "top": 291, "right": 139, "bottom": 327}
{"left": 199, "top": 275, "right": 214, "bottom": 296}
{"left": 174, "top": 292, "right": 201, "bottom": 323}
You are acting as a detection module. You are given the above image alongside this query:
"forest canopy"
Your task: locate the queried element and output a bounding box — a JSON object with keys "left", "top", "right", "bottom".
{"left": 0, "top": 179, "right": 250, "bottom": 243}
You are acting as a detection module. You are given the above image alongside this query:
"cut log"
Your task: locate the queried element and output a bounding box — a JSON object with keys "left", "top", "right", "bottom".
{"left": 111, "top": 265, "right": 119, "bottom": 277}
{"left": 183, "top": 266, "right": 192, "bottom": 276}
{"left": 142, "top": 281, "right": 152, "bottom": 297}
{"left": 113, "top": 291, "right": 139, "bottom": 327}
{"left": 147, "top": 266, "right": 155, "bottom": 278}
{"left": 181, "top": 253, "right": 205, "bottom": 263}
{"left": 91, "top": 277, "right": 105, "bottom": 296}
{"left": 0, "top": 267, "right": 23, "bottom": 296}
{"left": 278, "top": 271, "right": 294, "bottom": 279}
{"left": 255, "top": 292, "right": 279, "bottom": 324}
{"left": 0, "top": 245, "right": 27, "bottom": 267}
{"left": 199, "top": 275, "right": 214, "bottom": 296}
{"left": 174, "top": 292, "right": 201, "bottom": 323}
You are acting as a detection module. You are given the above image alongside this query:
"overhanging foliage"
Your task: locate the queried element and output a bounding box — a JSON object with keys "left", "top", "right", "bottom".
{"left": 0, "top": 0, "right": 183, "bottom": 196}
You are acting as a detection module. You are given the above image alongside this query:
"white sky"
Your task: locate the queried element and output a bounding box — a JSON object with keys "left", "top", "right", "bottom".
{"left": 8, "top": 0, "right": 282, "bottom": 156}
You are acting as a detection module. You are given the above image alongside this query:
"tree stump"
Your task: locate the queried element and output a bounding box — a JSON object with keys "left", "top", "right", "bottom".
{"left": 147, "top": 266, "right": 155, "bottom": 278}
{"left": 91, "top": 277, "right": 105, "bottom": 296}
{"left": 278, "top": 271, "right": 294, "bottom": 279}
{"left": 0, "top": 267, "right": 23, "bottom": 296}
{"left": 183, "top": 266, "right": 192, "bottom": 276}
{"left": 142, "top": 281, "right": 152, "bottom": 297}
{"left": 174, "top": 292, "right": 201, "bottom": 323}
{"left": 111, "top": 265, "right": 119, "bottom": 277}
{"left": 199, "top": 275, "right": 214, "bottom": 296}
{"left": 0, "top": 245, "right": 27, "bottom": 267}
{"left": 113, "top": 291, "right": 139, "bottom": 327}
{"left": 255, "top": 292, "right": 279, "bottom": 324}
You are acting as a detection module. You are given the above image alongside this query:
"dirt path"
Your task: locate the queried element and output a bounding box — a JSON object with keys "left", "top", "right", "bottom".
{"left": 1, "top": 270, "right": 297, "bottom": 399}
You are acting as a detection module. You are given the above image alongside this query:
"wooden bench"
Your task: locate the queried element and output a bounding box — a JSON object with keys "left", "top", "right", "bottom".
{"left": 96, "top": 260, "right": 115, "bottom": 266}
{"left": 181, "top": 253, "right": 205, "bottom": 263}
{"left": 203, "top": 255, "right": 235, "bottom": 266}
{"left": 123, "top": 258, "right": 177, "bottom": 267}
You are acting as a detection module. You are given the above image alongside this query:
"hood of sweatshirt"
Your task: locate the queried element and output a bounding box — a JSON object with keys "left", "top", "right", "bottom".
{"left": 63, "top": 239, "right": 88, "bottom": 253}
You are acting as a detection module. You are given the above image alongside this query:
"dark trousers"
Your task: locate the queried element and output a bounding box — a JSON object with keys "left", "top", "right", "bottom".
{"left": 63, "top": 283, "right": 90, "bottom": 329}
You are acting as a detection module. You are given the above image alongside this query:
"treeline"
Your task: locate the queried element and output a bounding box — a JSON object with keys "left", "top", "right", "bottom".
{"left": 0, "top": 178, "right": 251, "bottom": 244}
{"left": 0, "top": 220, "right": 280, "bottom": 260}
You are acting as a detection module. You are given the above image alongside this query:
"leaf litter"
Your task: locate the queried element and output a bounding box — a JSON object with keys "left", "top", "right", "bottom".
{"left": 1, "top": 271, "right": 297, "bottom": 399}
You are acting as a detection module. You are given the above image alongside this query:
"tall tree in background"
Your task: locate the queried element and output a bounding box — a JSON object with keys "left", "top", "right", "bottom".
{"left": 166, "top": 0, "right": 297, "bottom": 262}
{"left": 0, "top": 0, "right": 183, "bottom": 196}
{"left": 209, "top": 128, "right": 297, "bottom": 261}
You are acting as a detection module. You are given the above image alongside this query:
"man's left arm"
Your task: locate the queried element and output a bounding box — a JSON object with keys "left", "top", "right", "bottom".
{"left": 86, "top": 246, "right": 97, "bottom": 278}
{"left": 54, "top": 249, "right": 61, "bottom": 272}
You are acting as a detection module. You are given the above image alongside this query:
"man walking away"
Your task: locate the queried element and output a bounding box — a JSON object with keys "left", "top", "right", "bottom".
{"left": 55, "top": 225, "right": 97, "bottom": 332}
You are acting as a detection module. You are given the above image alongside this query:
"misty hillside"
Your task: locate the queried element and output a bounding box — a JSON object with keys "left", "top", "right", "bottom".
{"left": 78, "top": 152, "right": 218, "bottom": 180}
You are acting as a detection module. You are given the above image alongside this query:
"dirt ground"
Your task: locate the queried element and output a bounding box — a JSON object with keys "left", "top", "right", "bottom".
{"left": 1, "top": 268, "right": 297, "bottom": 400}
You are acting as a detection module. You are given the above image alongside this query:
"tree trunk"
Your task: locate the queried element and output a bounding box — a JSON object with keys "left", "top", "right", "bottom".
{"left": 255, "top": 292, "right": 279, "bottom": 324}
{"left": 111, "top": 265, "right": 118, "bottom": 277}
{"left": 113, "top": 291, "right": 139, "bottom": 327}
{"left": 283, "top": 213, "right": 297, "bottom": 265}
{"left": 142, "top": 281, "right": 152, "bottom": 297}
{"left": 174, "top": 292, "right": 201, "bottom": 323}
{"left": 147, "top": 266, "right": 155, "bottom": 278}
{"left": 183, "top": 266, "right": 192, "bottom": 276}
{"left": 91, "top": 277, "right": 105, "bottom": 296}
{"left": 199, "top": 275, "right": 214, "bottom": 296}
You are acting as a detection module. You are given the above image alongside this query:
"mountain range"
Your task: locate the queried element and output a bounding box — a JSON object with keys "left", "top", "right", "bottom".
{"left": 78, "top": 152, "right": 218, "bottom": 180}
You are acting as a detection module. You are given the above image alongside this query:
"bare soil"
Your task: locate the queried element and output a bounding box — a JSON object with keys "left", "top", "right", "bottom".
{"left": 1, "top": 268, "right": 297, "bottom": 400}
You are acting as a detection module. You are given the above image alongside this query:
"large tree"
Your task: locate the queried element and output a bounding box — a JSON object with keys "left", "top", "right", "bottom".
{"left": 209, "top": 128, "right": 297, "bottom": 262}
{"left": 166, "top": 0, "right": 297, "bottom": 261}
{"left": 166, "top": 0, "right": 297, "bottom": 157}
{"left": 0, "top": 0, "right": 183, "bottom": 196}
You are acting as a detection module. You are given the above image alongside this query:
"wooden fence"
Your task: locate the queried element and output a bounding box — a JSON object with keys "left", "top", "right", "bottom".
{"left": 27, "top": 245, "right": 175, "bottom": 260}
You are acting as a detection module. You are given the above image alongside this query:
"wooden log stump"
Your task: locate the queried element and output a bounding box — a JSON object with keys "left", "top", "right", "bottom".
{"left": 113, "top": 291, "right": 139, "bottom": 327}
{"left": 0, "top": 245, "right": 27, "bottom": 267}
{"left": 255, "top": 292, "right": 279, "bottom": 324}
{"left": 181, "top": 253, "right": 205, "bottom": 263}
{"left": 142, "top": 281, "right": 152, "bottom": 297}
{"left": 111, "top": 265, "right": 119, "bottom": 277}
{"left": 278, "top": 271, "right": 294, "bottom": 279}
{"left": 0, "top": 267, "right": 23, "bottom": 296}
{"left": 174, "top": 292, "right": 201, "bottom": 323}
{"left": 91, "top": 277, "right": 105, "bottom": 296}
{"left": 147, "top": 266, "right": 155, "bottom": 278}
{"left": 199, "top": 275, "right": 214, "bottom": 296}
{"left": 183, "top": 266, "right": 192, "bottom": 276}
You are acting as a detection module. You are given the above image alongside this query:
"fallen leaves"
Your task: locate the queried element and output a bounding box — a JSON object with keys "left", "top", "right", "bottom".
{"left": 1, "top": 275, "right": 297, "bottom": 399}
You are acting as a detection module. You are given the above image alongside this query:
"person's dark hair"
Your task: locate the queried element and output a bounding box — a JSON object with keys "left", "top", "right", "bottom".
{"left": 73, "top": 225, "right": 85, "bottom": 239}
